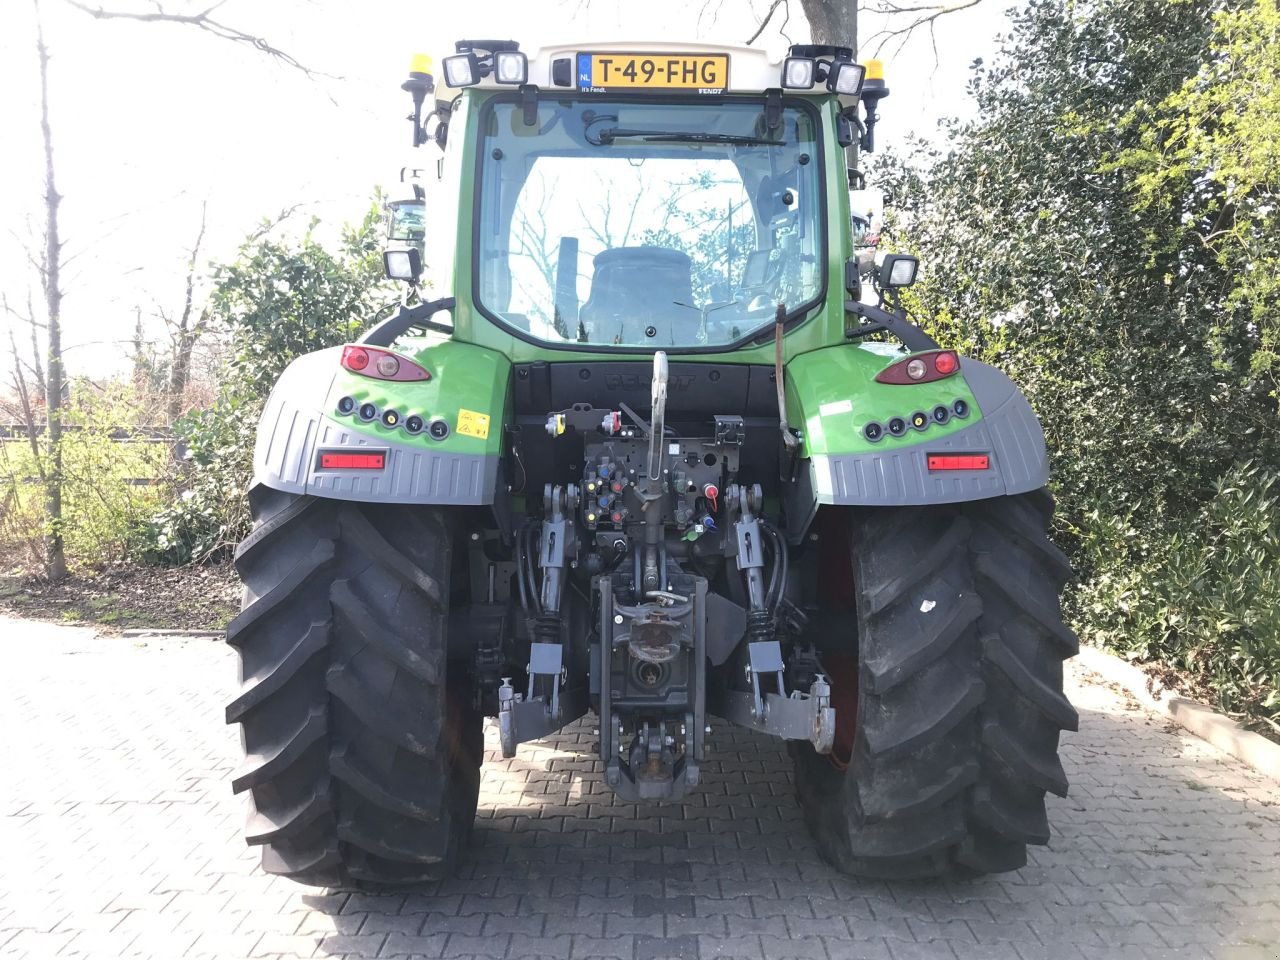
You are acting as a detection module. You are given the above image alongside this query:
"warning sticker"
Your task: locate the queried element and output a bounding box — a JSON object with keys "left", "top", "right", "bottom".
{"left": 456, "top": 409, "right": 491, "bottom": 440}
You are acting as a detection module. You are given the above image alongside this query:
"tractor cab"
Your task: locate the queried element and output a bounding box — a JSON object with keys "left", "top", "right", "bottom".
{"left": 381, "top": 40, "right": 912, "bottom": 348}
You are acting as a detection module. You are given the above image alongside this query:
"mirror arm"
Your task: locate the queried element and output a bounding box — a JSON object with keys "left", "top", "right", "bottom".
{"left": 361, "top": 297, "right": 456, "bottom": 346}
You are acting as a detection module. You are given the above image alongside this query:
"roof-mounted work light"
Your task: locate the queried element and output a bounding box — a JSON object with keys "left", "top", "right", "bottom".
{"left": 781, "top": 56, "right": 817, "bottom": 89}
{"left": 493, "top": 50, "right": 528, "bottom": 85}
{"left": 442, "top": 40, "right": 523, "bottom": 88}
{"left": 829, "top": 60, "right": 866, "bottom": 95}
{"left": 782, "top": 44, "right": 864, "bottom": 96}
{"left": 443, "top": 52, "right": 481, "bottom": 87}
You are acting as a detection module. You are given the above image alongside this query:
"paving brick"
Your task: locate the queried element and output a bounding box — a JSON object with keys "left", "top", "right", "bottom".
{"left": 361, "top": 912, "right": 428, "bottom": 935}
{"left": 508, "top": 932, "right": 572, "bottom": 958}
{"left": 2, "top": 624, "right": 1279, "bottom": 960}
{"left": 758, "top": 934, "right": 829, "bottom": 958}
{"left": 698, "top": 934, "right": 765, "bottom": 959}
{"left": 318, "top": 932, "right": 389, "bottom": 956}
{"left": 570, "top": 934, "right": 634, "bottom": 958}
{"left": 634, "top": 932, "right": 699, "bottom": 959}
{"left": 378, "top": 931, "right": 450, "bottom": 957}
{"left": 442, "top": 932, "right": 509, "bottom": 957}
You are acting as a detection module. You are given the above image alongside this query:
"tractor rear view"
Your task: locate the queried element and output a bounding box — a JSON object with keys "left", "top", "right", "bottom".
{"left": 225, "top": 39, "right": 1076, "bottom": 887}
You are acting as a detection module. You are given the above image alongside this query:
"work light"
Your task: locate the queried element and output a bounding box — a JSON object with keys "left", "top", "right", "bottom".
{"left": 880, "top": 253, "right": 919, "bottom": 288}
{"left": 781, "top": 57, "right": 816, "bottom": 89}
{"left": 494, "top": 51, "right": 528, "bottom": 84}
{"left": 829, "top": 61, "right": 866, "bottom": 95}
{"left": 383, "top": 248, "right": 423, "bottom": 282}
{"left": 443, "top": 52, "right": 480, "bottom": 87}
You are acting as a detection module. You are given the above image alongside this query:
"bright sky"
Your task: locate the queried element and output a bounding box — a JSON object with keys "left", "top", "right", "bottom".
{"left": 0, "top": 0, "right": 1010, "bottom": 378}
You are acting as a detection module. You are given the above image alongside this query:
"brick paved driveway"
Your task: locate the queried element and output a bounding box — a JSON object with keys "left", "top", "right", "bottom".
{"left": 1, "top": 615, "right": 1278, "bottom": 960}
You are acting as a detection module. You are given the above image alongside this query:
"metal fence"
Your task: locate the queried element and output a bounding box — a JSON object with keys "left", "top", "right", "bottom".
{"left": 0, "top": 425, "right": 179, "bottom": 486}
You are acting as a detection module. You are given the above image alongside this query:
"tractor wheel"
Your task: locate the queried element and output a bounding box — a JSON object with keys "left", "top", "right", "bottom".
{"left": 225, "top": 483, "right": 483, "bottom": 888}
{"left": 792, "top": 489, "right": 1078, "bottom": 878}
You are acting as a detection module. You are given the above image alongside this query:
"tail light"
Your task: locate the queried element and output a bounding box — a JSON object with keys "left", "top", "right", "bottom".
{"left": 875, "top": 350, "right": 960, "bottom": 385}
{"left": 340, "top": 345, "right": 430, "bottom": 382}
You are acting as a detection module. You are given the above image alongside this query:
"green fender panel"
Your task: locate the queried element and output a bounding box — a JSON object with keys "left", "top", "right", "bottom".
{"left": 252, "top": 338, "right": 510, "bottom": 505}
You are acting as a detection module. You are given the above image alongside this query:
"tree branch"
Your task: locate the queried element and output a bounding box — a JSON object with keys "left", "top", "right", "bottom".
{"left": 863, "top": 0, "right": 986, "bottom": 57}
{"left": 61, "top": 0, "right": 335, "bottom": 78}
{"left": 7, "top": 327, "right": 48, "bottom": 485}
{"left": 747, "top": 0, "right": 787, "bottom": 44}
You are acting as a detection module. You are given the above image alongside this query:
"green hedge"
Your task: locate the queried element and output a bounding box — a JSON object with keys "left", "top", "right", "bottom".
{"left": 1072, "top": 464, "right": 1280, "bottom": 732}
{"left": 879, "top": 0, "right": 1279, "bottom": 732}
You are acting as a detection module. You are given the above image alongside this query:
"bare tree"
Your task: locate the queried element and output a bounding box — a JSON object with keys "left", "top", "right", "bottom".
{"left": 799, "top": 0, "right": 858, "bottom": 46}
{"left": 7, "top": 329, "right": 47, "bottom": 484}
{"left": 747, "top": 0, "right": 857, "bottom": 48}
{"left": 862, "top": 0, "right": 986, "bottom": 58}
{"left": 61, "top": 0, "right": 327, "bottom": 77}
{"left": 33, "top": 0, "right": 68, "bottom": 581}
{"left": 1, "top": 327, "right": 50, "bottom": 572}
{"left": 746, "top": 0, "right": 986, "bottom": 58}
{"left": 163, "top": 200, "right": 210, "bottom": 423}
{"left": 1, "top": 291, "right": 47, "bottom": 403}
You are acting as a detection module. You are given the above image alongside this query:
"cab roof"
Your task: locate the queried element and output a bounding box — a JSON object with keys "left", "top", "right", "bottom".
{"left": 433, "top": 40, "right": 863, "bottom": 110}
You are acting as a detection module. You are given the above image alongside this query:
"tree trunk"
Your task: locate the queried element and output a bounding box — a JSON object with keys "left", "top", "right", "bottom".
{"left": 34, "top": 0, "right": 67, "bottom": 582}
{"left": 798, "top": 0, "right": 859, "bottom": 176}
{"left": 167, "top": 202, "right": 208, "bottom": 423}
{"left": 799, "top": 0, "right": 857, "bottom": 49}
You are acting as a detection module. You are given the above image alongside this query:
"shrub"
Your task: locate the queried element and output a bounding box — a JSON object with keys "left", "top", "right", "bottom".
{"left": 140, "top": 202, "right": 392, "bottom": 564}
{"left": 0, "top": 383, "right": 172, "bottom": 573}
{"left": 1073, "top": 464, "right": 1280, "bottom": 733}
{"left": 877, "top": 0, "right": 1278, "bottom": 732}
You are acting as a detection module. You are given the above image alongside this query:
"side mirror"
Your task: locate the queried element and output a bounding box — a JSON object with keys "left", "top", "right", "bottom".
{"left": 383, "top": 248, "right": 423, "bottom": 283}
{"left": 849, "top": 187, "right": 883, "bottom": 249}
{"left": 387, "top": 198, "right": 426, "bottom": 243}
{"left": 879, "top": 253, "right": 919, "bottom": 289}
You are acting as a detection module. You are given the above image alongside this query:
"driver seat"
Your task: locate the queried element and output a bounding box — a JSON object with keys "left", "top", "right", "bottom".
{"left": 579, "top": 246, "right": 699, "bottom": 343}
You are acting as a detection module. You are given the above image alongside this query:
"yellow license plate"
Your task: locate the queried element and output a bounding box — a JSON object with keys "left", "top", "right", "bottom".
{"left": 577, "top": 53, "right": 729, "bottom": 94}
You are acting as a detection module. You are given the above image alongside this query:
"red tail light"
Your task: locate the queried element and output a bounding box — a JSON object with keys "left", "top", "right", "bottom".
{"left": 876, "top": 350, "right": 961, "bottom": 385}
{"left": 927, "top": 454, "right": 989, "bottom": 471}
{"left": 340, "top": 345, "right": 430, "bottom": 382}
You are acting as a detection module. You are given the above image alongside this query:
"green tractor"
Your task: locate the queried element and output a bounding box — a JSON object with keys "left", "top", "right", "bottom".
{"left": 226, "top": 39, "right": 1077, "bottom": 887}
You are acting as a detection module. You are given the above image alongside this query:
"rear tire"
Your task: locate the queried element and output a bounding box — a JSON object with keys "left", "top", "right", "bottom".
{"left": 792, "top": 489, "right": 1077, "bottom": 878}
{"left": 226, "top": 483, "right": 482, "bottom": 888}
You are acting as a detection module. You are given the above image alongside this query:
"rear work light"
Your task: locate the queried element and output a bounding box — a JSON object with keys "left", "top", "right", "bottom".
{"left": 340, "top": 345, "right": 430, "bottom": 382}
{"left": 319, "top": 451, "right": 386, "bottom": 470}
{"left": 875, "top": 350, "right": 961, "bottom": 385}
{"left": 927, "top": 454, "right": 989, "bottom": 471}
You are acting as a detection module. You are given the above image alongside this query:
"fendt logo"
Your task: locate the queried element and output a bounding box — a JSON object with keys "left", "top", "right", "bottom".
{"left": 604, "top": 374, "right": 698, "bottom": 391}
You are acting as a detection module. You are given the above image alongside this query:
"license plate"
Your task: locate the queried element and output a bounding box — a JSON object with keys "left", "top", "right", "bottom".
{"left": 577, "top": 53, "right": 729, "bottom": 94}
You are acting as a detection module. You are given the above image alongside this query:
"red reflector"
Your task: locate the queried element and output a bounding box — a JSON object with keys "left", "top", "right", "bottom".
{"left": 927, "top": 454, "right": 989, "bottom": 471}
{"left": 933, "top": 351, "right": 958, "bottom": 375}
{"left": 320, "top": 452, "right": 385, "bottom": 470}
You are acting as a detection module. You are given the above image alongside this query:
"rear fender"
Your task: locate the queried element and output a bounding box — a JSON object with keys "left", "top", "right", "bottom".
{"left": 252, "top": 341, "right": 509, "bottom": 505}
{"left": 785, "top": 345, "right": 1049, "bottom": 507}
